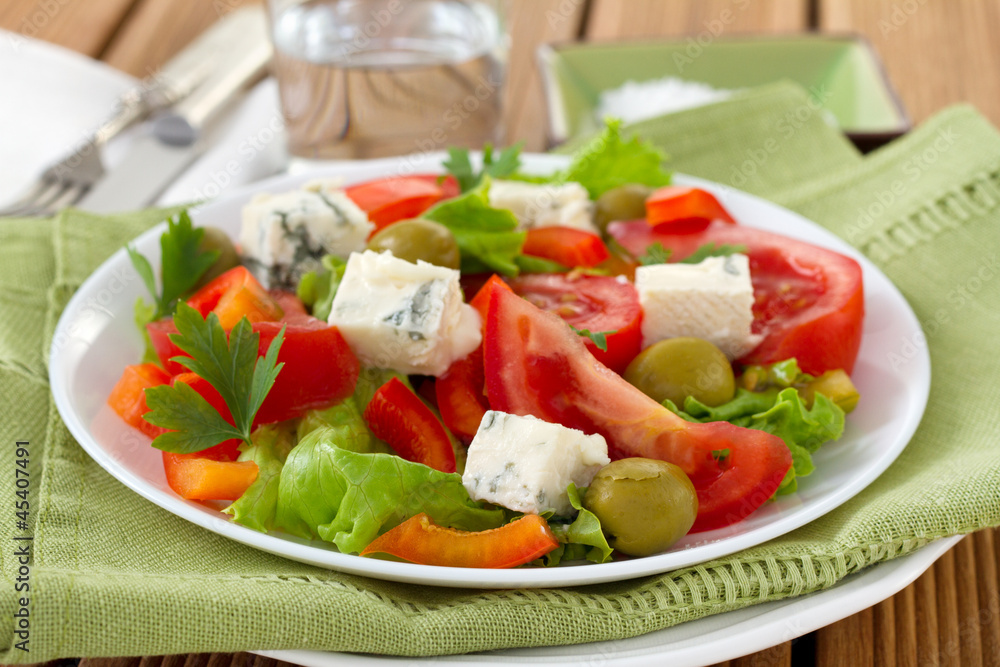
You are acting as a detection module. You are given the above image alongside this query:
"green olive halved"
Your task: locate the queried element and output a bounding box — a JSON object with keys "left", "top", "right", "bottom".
{"left": 594, "top": 184, "right": 653, "bottom": 235}
{"left": 366, "top": 219, "right": 461, "bottom": 269}
{"left": 624, "top": 337, "right": 735, "bottom": 407}
{"left": 583, "top": 458, "right": 698, "bottom": 557}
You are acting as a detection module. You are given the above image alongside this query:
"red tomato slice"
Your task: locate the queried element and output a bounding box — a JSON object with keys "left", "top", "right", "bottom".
{"left": 345, "top": 176, "right": 445, "bottom": 234}
{"left": 363, "top": 377, "right": 457, "bottom": 473}
{"left": 522, "top": 227, "right": 610, "bottom": 268}
{"left": 409, "top": 173, "right": 460, "bottom": 199}
{"left": 187, "top": 266, "right": 283, "bottom": 330}
{"left": 148, "top": 315, "right": 359, "bottom": 425}
{"left": 361, "top": 512, "right": 558, "bottom": 567}
{"left": 506, "top": 274, "right": 642, "bottom": 374}
{"left": 609, "top": 220, "right": 865, "bottom": 375}
{"left": 436, "top": 346, "right": 489, "bottom": 441}
{"left": 107, "top": 363, "right": 171, "bottom": 438}
{"left": 483, "top": 282, "right": 791, "bottom": 532}
{"left": 646, "top": 186, "right": 736, "bottom": 234}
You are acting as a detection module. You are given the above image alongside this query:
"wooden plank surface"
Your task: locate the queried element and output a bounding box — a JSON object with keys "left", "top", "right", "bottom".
{"left": 0, "top": 0, "right": 137, "bottom": 57}
{"left": 585, "top": 0, "right": 808, "bottom": 39}
{"left": 820, "top": 0, "right": 1000, "bottom": 128}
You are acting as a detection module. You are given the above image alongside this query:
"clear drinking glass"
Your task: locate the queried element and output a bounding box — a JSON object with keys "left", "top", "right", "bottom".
{"left": 267, "top": 0, "right": 508, "bottom": 160}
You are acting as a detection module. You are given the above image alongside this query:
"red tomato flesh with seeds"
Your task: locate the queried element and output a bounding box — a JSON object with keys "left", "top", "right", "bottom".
{"left": 506, "top": 273, "right": 643, "bottom": 374}
{"left": 482, "top": 282, "right": 791, "bottom": 532}
{"left": 608, "top": 220, "right": 865, "bottom": 375}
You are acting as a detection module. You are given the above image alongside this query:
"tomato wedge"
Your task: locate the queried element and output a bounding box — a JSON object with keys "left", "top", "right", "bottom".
{"left": 483, "top": 282, "right": 791, "bottom": 532}
{"left": 609, "top": 220, "right": 865, "bottom": 375}
{"left": 148, "top": 314, "right": 359, "bottom": 425}
{"left": 345, "top": 176, "right": 445, "bottom": 234}
{"left": 360, "top": 512, "right": 558, "bottom": 567}
{"left": 107, "top": 363, "right": 171, "bottom": 439}
{"left": 646, "top": 186, "right": 736, "bottom": 234}
{"left": 506, "top": 274, "right": 642, "bottom": 374}
{"left": 363, "top": 377, "right": 456, "bottom": 473}
{"left": 187, "top": 266, "right": 283, "bottom": 330}
{"left": 521, "top": 226, "right": 610, "bottom": 268}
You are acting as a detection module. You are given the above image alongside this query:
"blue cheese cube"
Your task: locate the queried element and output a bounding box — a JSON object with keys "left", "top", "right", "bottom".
{"left": 327, "top": 250, "right": 481, "bottom": 376}
{"left": 239, "top": 180, "right": 373, "bottom": 289}
{"left": 462, "top": 411, "right": 610, "bottom": 516}
{"left": 635, "top": 254, "right": 760, "bottom": 359}
{"left": 488, "top": 180, "right": 597, "bottom": 233}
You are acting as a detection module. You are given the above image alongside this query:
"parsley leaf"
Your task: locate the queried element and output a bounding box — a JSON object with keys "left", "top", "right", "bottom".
{"left": 679, "top": 243, "right": 748, "bottom": 264}
{"left": 569, "top": 325, "right": 616, "bottom": 352}
{"left": 561, "top": 119, "right": 671, "bottom": 199}
{"left": 443, "top": 143, "right": 523, "bottom": 193}
{"left": 127, "top": 211, "right": 219, "bottom": 320}
{"left": 423, "top": 180, "right": 526, "bottom": 276}
{"left": 638, "top": 242, "right": 672, "bottom": 266}
{"left": 143, "top": 303, "right": 285, "bottom": 453}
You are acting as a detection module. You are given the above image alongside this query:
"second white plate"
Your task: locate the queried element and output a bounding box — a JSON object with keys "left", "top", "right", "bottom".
{"left": 49, "top": 153, "right": 930, "bottom": 588}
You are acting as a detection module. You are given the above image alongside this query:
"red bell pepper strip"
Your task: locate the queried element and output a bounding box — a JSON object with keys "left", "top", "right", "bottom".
{"left": 435, "top": 346, "right": 489, "bottom": 441}
{"left": 360, "top": 512, "right": 559, "bottom": 568}
{"left": 363, "top": 377, "right": 456, "bottom": 473}
{"left": 186, "top": 266, "right": 283, "bottom": 330}
{"left": 344, "top": 176, "right": 445, "bottom": 234}
{"left": 482, "top": 282, "right": 791, "bottom": 532}
{"left": 521, "top": 226, "right": 610, "bottom": 268}
{"left": 645, "top": 186, "right": 736, "bottom": 234}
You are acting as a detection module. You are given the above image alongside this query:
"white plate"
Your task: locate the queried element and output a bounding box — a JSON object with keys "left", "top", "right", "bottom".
{"left": 49, "top": 153, "right": 931, "bottom": 589}
{"left": 255, "top": 536, "right": 961, "bottom": 666}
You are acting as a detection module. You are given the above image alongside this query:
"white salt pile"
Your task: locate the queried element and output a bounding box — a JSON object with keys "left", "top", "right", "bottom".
{"left": 596, "top": 77, "right": 734, "bottom": 124}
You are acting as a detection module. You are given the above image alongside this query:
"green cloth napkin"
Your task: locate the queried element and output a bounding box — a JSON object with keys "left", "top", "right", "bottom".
{"left": 3, "top": 81, "right": 1000, "bottom": 661}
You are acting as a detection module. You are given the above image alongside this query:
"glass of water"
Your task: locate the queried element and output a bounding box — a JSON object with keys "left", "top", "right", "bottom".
{"left": 267, "top": 0, "right": 508, "bottom": 160}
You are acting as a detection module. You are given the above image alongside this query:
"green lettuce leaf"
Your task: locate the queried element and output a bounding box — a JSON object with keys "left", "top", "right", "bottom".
{"left": 275, "top": 425, "right": 504, "bottom": 553}
{"left": 540, "top": 484, "right": 613, "bottom": 566}
{"left": 223, "top": 424, "right": 296, "bottom": 532}
{"left": 422, "top": 180, "right": 525, "bottom": 276}
{"left": 296, "top": 254, "right": 347, "bottom": 321}
{"left": 667, "top": 386, "right": 845, "bottom": 494}
{"left": 560, "top": 119, "right": 672, "bottom": 199}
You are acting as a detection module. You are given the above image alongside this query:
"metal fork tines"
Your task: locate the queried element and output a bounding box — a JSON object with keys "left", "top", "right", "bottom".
{"left": 0, "top": 142, "right": 107, "bottom": 218}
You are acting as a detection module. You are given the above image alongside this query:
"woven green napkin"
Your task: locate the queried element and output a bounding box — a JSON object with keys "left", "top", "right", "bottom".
{"left": 3, "top": 82, "right": 999, "bottom": 661}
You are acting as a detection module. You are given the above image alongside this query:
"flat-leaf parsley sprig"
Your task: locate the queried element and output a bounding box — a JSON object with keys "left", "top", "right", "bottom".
{"left": 144, "top": 303, "right": 285, "bottom": 454}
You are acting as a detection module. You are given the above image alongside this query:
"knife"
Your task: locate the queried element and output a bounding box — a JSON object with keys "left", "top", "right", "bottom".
{"left": 79, "top": 7, "right": 273, "bottom": 213}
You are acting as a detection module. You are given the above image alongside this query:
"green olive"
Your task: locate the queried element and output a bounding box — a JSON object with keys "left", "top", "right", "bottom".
{"left": 193, "top": 226, "right": 241, "bottom": 290}
{"left": 583, "top": 458, "right": 697, "bottom": 557}
{"left": 366, "top": 219, "right": 461, "bottom": 269}
{"left": 594, "top": 184, "right": 653, "bottom": 234}
{"left": 624, "top": 337, "right": 735, "bottom": 407}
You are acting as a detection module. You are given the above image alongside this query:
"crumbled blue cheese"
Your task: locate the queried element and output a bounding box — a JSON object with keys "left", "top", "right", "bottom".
{"left": 462, "top": 411, "right": 610, "bottom": 516}
{"left": 327, "top": 250, "right": 481, "bottom": 376}
{"left": 239, "top": 180, "right": 373, "bottom": 289}
{"left": 488, "top": 180, "right": 597, "bottom": 233}
{"left": 635, "top": 254, "right": 760, "bottom": 359}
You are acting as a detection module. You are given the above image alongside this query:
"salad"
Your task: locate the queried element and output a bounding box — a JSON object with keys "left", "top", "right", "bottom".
{"left": 106, "top": 122, "right": 864, "bottom": 568}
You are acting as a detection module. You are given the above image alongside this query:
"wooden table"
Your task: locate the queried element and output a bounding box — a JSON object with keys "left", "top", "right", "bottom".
{"left": 3, "top": 0, "right": 999, "bottom": 665}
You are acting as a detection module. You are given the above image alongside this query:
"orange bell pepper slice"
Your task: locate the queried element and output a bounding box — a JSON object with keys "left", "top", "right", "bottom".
{"left": 107, "top": 363, "right": 172, "bottom": 439}
{"left": 161, "top": 451, "right": 258, "bottom": 501}
{"left": 361, "top": 513, "right": 559, "bottom": 568}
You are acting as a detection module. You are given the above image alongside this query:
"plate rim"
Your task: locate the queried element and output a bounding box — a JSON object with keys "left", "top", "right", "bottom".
{"left": 49, "top": 152, "right": 931, "bottom": 589}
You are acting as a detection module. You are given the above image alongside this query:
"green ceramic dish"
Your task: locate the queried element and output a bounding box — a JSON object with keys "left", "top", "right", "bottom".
{"left": 539, "top": 34, "right": 910, "bottom": 152}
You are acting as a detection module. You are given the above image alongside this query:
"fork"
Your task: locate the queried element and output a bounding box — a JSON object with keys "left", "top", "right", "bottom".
{"left": 0, "top": 89, "right": 151, "bottom": 218}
